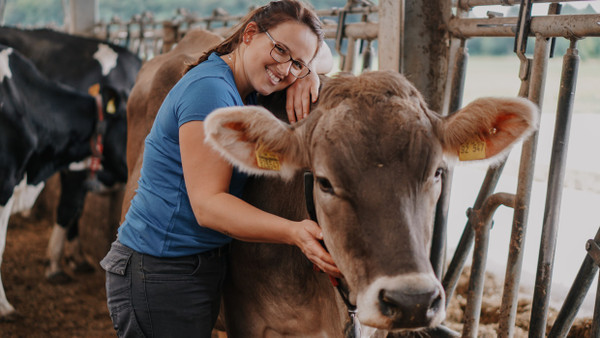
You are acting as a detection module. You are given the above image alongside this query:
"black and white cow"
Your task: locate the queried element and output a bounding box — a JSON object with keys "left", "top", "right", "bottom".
{"left": 0, "top": 27, "right": 141, "bottom": 282}
{"left": 0, "top": 44, "right": 113, "bottom": 319}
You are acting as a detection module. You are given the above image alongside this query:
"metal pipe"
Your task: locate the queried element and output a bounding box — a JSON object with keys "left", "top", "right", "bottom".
{"left": 508, "top": 33, "right": 547, "bottom": 338}
{"left": 496, "top": 63, "right": 530, "bottom": 338}
{"left": 323, "top": 21, "right": 379, "bottom": 40}
{"left": 430, "top": 39, "right": 469, "bottom": 279}
{"left": 456, "top": 0, "right": 585, "bottom": 9}
{"left": 529, "top": 39, "right": 579, "bottom": 338}
{"left": 442, "top": 160, "right": 507, "bottom": 304}
{"left": 549, "top": 228, "right": 600, "bottom": 338}
{"left": 592, "top": 272, "right": 600, "bottom": 337}
{"left": 342, "top": 37, "right": 356, "bottom": 72}
{"left": 462, "top": 193, "right": 517, "bottom": 337}
{"left": 448, "top": 15, "right": 600, "bottom": 38}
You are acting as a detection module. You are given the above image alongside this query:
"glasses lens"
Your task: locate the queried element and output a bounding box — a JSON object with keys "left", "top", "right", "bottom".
{"left": 294, "top": 67, "right": 310, "bottom": 79}
{"left": 269, "top": 44, "right": 310, "bottom": 79}
{"left": 270, "top": 45, "right": 289, "bottom": 63}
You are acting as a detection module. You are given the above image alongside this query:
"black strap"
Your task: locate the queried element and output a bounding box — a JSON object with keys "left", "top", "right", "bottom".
{"left": 303, "top": 171, "right": 357, "bottom": 314}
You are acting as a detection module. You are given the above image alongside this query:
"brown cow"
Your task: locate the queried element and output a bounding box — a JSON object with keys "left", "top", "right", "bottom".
{"left": 124, "top": 29, "right": 538, "bottom": 337}
{"left": 204, "top": 71, "right": 538, "bottom": 336}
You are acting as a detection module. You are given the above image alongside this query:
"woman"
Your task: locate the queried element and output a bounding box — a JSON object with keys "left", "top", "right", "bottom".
{"left": 101, "top": 1, "right": 340, "bottom": 337}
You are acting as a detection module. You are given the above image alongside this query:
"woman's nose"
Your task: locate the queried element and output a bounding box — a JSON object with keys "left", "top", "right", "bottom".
{"left": 275, "top": 60, "right": 293, "bottom": 76}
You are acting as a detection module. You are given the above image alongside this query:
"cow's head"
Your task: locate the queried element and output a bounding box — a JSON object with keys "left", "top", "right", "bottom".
{"left": 204, "top": 71, "right": 538, "bottom": 331}
{"left": 91, "top": 84, "right": 129, "bottom": 187}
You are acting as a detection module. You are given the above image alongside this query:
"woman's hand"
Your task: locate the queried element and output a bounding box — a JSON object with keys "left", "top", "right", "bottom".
{"left": 285, "top": 71, "right": 320, "bottom": 123}
{"left": 293, "top": 219, "right": 342, "bottom": 278}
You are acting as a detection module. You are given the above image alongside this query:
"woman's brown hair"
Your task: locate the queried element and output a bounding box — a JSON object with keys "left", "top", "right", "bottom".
{"left": 185, "top": 0, "right": 324, "bottom": 73}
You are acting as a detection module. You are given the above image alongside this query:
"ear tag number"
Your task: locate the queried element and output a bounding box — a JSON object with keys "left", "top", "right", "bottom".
{"left": 459, "top": 139, "right": 486, "bottom": 161}
{"left": 255, "top": 143, "right": 281, "bottom": 171}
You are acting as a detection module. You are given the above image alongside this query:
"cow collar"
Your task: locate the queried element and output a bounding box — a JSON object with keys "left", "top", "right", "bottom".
{"left": 303, "top": 171, "right": 361, "bottom": 336}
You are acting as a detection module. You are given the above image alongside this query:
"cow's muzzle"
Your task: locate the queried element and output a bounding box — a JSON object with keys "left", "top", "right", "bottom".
{"left": 357, "top": 273, "right": 446, "bottom": 330}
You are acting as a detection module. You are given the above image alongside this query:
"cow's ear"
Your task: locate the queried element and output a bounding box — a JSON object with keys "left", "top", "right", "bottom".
{"left": 441, "top": 97, "right": 539, "bottom": 163}
{"left": 204, "top": 105, "right": 307, "bottom": 180}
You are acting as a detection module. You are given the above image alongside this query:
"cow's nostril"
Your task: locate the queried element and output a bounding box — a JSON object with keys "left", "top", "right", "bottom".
{"left": 378, "top": 289, "right": 404, "bottom": 319}
{"left": 378, "top": 286, "right": 443, "bottom": 328}
{"left": 426, "top": 289, "right": 443, "bottom": 321}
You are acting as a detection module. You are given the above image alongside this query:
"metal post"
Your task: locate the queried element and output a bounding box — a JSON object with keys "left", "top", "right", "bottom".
{"left": 528, "top": 38, "right": 579, "bottom": 337}
{"left": 430, "top": 39, "right": 468, "bottom": 279}
{"left": 513, "top": 33, "right": 549, "bottom": 338}
{"left": 443, "top": 160, "right": 507, "bottom": 303}
{"left": 549, "top": 228, "right": 600, "bottom": 337}
{"left": 68, "top": 0, "right": 98, "bottom": 36}
{"left": 403, "top": 0, "right": 450, "bottom": 113}
{"left": 462, "top": 193, "right": 517, "bottom": 337}
{"left": 592, "top": 271, "right": 600, "bottom": 337}
{"left": 378, "top": 0, "right": 404, "bottom": 72}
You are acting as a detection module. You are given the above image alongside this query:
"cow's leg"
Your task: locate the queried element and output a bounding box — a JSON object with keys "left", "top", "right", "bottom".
{"left": 65, "top": 226, "right": 94, "bottom": 274}
{"left": 45, "top": 223, "right": 71, "bottom": 283}
{"left": 0, "top": 196, "right": 17, "bottom": 320}
{"left": 45, "top": 170, "right": 88, "bottom": 283}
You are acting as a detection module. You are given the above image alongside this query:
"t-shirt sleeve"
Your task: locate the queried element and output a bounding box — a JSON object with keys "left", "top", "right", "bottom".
{"left": 175, "top": 76, "right": 239, "bottom": 127}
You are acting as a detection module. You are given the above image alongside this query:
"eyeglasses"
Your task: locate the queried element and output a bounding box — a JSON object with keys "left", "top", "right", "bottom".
{"left": 263, "top": 30, "right": 311, "bottom": 79}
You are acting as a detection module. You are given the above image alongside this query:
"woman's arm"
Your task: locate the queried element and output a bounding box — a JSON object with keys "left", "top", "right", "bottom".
{"left": 180, "top": 120, "right": 341, "bottom": 277}
{"left": 285, "top": 41, "right": 333, "bottom": 123}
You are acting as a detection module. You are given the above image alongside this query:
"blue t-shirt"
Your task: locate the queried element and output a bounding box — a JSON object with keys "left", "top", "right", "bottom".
{"left": 118, "top": 53, "right": 255, "bottom": 257}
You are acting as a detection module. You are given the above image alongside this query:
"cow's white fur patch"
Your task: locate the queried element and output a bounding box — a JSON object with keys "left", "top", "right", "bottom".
{"left": 68, "top": 157, "right": 92, "bottom": 171}
{"left": 357, "top": 272, "right": 446, "bottom": 329}
{"left": 93, "top": 43, "right": 118, "bottom": 76}
{"left": 0, "top": 47, "right": 13, "bottom": 82}
{"left": 10, "top": 176, "right": 45, "bottom": 215}
{"left": 46, "top": 224, "right": 67, "bottom": 277}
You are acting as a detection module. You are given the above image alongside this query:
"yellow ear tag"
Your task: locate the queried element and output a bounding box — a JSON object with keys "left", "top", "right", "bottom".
{"left": 459, "top": 139, "right": 486, "bottom": 161}
{"left": 255, "top": 143, "right": 281, "bottom": 171}
{"left": 106, "top": 98, "right": 116, "bottom": 114}
{"left": 88, "top": 83, "right": 100, "bottom": 96}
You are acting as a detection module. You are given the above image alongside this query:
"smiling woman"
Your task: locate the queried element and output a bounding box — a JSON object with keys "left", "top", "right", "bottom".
{"left": 99, "top": 1, "right": 336, "bottom": 337}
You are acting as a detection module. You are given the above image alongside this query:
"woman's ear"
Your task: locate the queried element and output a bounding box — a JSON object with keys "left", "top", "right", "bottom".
{"left": 242, "top": 21, "right": 260, "bottom": 44}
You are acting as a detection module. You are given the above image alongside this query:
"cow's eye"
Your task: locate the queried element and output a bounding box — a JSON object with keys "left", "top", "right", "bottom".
{"left": 316, "top": 177, "right": 334, "bottom": 194}
{"left": 434, "top": 168, "right": 444, "bottom": 180}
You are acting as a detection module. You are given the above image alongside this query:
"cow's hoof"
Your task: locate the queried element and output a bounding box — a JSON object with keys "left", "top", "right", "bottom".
{"left": 46, "top": 270, "right": 73, "bottom": 284}
{"left": 70, "top": 260, "right": 95, "bottom": 274}
{"left": 0, "top": 310, "right": 21, "bottom": 322}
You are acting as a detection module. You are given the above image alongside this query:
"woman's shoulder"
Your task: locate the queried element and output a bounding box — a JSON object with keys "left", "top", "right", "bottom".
{"left": 182, "top": 55, "right": 235, "bottom": 91}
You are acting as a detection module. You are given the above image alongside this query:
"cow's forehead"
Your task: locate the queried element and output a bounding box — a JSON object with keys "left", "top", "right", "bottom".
{"left": 310, "top": 99, "right": 443, "bottom": 182}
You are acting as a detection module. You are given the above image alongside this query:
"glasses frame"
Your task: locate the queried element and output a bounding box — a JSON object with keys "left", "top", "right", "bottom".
{"left": 263, "top": 30, "right": 312, "bottom": 79}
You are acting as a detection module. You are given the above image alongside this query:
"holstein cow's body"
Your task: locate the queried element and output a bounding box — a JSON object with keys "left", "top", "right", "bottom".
{"left": 205, "top": 71, "right": 538, "bottom": 336}
{"left": 124, "top": 29, "right": 537, "bottom": 337}
{"left": 0, "top": 45, "right": 102, "bottom": 318}
{"left": 0, "top": 27, "right": 141, "bottom": 281}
